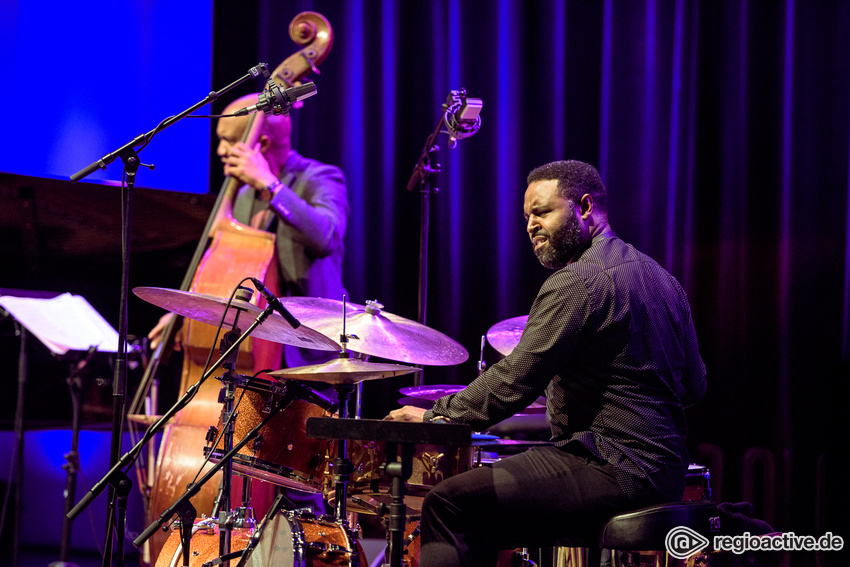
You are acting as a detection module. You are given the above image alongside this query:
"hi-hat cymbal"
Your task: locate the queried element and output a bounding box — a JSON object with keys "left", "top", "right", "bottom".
{"left": 268, "top": 357, "right": 420, "bottom": 385}
{"left": 133, "top": 287, "right": 339, "bottom": 352}
{"left": 281, "top": 297, "right": 469, "bottom": 366}
{"left": 486, "top": 315, "right": 528, "bottom": 356}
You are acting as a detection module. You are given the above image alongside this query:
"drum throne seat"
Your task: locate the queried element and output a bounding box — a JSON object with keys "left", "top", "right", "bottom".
{"left": 595, "top": 500, "right": 719, "bottom": 565}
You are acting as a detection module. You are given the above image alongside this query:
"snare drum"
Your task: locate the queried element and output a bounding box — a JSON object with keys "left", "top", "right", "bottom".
{"left": 155, "top": 512, "right": 362, "bottom": 567}
{"left": 683, "top": 463, "right": 711, "bottom": 501}
{"left": 326, "top": 440, "right": 474, "bottom": 515}
{"left": 204, "top": 378, "right": 334, "bottom": 492}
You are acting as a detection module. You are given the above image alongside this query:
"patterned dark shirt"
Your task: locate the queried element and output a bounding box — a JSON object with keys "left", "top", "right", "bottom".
{"left": 425, "top": 235, "right": 707, "bottom": 499}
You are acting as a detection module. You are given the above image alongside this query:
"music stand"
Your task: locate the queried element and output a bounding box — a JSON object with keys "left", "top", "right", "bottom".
{"left": 0, "top": 291, "right": 120, "bottom": 567}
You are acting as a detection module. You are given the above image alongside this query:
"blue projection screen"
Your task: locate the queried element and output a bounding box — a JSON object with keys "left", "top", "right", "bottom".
{"left": 0, "top": 1, "right": 212, "bottom": 193}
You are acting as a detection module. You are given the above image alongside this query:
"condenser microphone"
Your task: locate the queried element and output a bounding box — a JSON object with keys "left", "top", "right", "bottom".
{"left": 444, "top": 89, "right": 483, "bottom": 144}
{"left": 233, "top": 82, "right": 318, "bottom": 117}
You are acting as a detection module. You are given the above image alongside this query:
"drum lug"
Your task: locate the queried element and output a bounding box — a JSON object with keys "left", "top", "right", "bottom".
{"left": 420, "top": 452, "right": 444, "bottom": 472}
{"left": 205, "top": 426, "right": 218, "bottom": 444}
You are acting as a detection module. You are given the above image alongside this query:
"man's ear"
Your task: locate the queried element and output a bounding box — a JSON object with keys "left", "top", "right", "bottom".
{"left": 258, "top": 134, "right": 273, "bottom": 153}
{"left": 579, "top": 194, "right": 594, "bottom": 219}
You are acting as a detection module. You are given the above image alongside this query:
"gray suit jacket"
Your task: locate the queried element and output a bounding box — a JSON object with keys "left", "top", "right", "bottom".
{"left": 233, "top": 150, "right": 348, "bottom": 367}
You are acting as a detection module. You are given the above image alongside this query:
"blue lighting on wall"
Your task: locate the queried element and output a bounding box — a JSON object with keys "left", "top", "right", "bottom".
{"left": 0, "top": 0, "right": 212, "bottom": 193}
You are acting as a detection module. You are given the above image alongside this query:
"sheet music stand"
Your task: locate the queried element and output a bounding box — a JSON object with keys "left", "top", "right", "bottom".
{"left": 0, "top": 290, "right": 119, "bottom": 567}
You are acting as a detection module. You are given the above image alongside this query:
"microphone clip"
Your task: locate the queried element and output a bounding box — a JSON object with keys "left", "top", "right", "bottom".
{"left": 443, "top": 89, "right": 483, "bottom": 146}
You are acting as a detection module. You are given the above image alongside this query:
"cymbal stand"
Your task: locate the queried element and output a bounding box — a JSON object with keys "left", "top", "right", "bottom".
{"left": 216, "top": 323, "right": 244, "bottom": 565}
{"left": 133, "top": 384, "right": 300, "bottom": 554}
{"left": 331, "top": 303, "right": 356, "bottom": 524}
{"left": 331, "top": 381, "right": 355, "bottom": 524}
{"left": 71, "top": 298, "right": 275, "bottom": 566}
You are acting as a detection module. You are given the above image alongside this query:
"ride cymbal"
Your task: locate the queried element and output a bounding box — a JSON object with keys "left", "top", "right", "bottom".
{"left": 281, "top": 297, "right": 469, "bottom": 366}
{"left": 486, "top": 315, "right": 528, "bottom": 356}
{"left": 133, "top": 287, "right": 339, "bottom": 351}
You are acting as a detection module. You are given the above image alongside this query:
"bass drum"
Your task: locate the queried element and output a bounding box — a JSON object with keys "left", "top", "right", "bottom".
{"left": 249, "top": 510, "right": 363, "bottom": 567}
{"left": 156, "top": 511, "right": 362, "bottom": 567}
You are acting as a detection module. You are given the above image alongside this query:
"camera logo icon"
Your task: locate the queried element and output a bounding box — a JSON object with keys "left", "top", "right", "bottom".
{"left": 665, "top": 526, "right": 710, "bottom": 559}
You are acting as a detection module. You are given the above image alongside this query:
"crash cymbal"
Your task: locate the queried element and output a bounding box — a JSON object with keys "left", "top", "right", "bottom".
{"left": 267, "top": 357, "right": 420, "bottom": 385}
{"left": 281, "top": 297, "right": 469, "bottom": 366}
{"left": 486, "top": 315, "right": 528, "bottom": 356}
{"left": 399, "top": 384, "right": 464, "bottom": 400}
{"left": 133, "top": 287, "right": 339, "bottom": 352}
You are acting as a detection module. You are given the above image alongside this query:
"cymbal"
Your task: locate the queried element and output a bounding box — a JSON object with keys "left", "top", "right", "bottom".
{"left": 267, "top": 357, "right": 420, "bottom": 385}
{"left": 486, "top": 315, "right": 528, "bottom": 356}
{"left": 281, "top": 297, "right": 469, "bottom": 366}
{"left": 133, "top": 287, "right": 339, "bottom": 352}
{"left": 399, "top": 383, "right": 546, "bottom": 414}
{"left": 472, "top": 438, "right": 554, "bottom": 449}
{"left": 399, "top": 384, "right": 464, "bottom": 400}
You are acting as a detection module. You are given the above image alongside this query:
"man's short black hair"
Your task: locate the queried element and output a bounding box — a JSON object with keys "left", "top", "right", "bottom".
{"left": 526, "top": 160, "right": 607, "bottom": 210}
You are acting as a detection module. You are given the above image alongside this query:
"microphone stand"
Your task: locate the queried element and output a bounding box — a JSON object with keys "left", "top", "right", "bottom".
{"left": 132, "top": 380, "right": 300, "bottom": 564}
{"left": 405, "top": 115, "right": 445, "bottom": 387}
{"left": 67, "top": 63, "right": 271, "bottom": 566}
{"left": 67, "top": 301, "right": 278, "bottom": 567}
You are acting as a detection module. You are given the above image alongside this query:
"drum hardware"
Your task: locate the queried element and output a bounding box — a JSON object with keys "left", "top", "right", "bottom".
{"left": 74, "top": 285, "right": 291, "bottom": 567}
{"left": 269, "top": 353, "right": 420, "bottom": 526}
{"left": 134, "top": 381, "right": 303, "bottom": 556}
{"left": 305, "top": 417, "right": 472, "bottom": 567}
{"left": 477, "top": 335, "right": 487, "bottom": 375}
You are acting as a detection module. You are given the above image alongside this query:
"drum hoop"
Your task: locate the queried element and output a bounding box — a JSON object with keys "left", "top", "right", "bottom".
{"left": 204, "top": 448, "right": 322, "bottom": 492}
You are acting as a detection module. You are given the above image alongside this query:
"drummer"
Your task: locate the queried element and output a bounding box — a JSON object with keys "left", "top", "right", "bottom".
{"left": 386, "top": 160, "right": 707, "bottom": 566}
{"left": 149, "top": 92, "right": 350, "bottom": 370}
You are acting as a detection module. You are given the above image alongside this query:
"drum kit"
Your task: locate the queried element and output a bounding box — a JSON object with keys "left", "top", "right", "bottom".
{"left": 131, "top": 286, "right": 536, "bottom": 567}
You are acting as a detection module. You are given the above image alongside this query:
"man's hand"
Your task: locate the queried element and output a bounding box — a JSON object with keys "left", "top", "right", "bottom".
{"left": 384, "top": 406, "right": 427, "bottom": 422}
{"left": 222, "top": 142, "right": 277, "bottom": 190}
{"left": 148, "top": 312, "right": 183, "bottom": 351}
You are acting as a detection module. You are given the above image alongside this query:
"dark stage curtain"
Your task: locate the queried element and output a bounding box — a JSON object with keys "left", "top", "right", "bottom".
{"left": 210, "top": 0, "right": 850, "bottom": 557}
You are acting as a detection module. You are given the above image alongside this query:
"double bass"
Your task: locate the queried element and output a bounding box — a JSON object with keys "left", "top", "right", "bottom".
{"left": 135, "top": 12, "right": 334, "bottom": 563}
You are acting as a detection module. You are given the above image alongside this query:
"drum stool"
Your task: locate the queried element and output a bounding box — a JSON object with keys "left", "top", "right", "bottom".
{"left": 598, "top": 500, "right": 719, "bottom": 567}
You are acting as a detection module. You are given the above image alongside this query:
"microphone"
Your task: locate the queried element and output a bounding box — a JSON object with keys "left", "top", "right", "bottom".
{"left": 233, "top": 81, "right": 318, "bottom": 117}
{"left": 444, "top": 89, "right": 483, "bottom": 144}
{"left": 286, "top": 380, "right": 338, "bottom": 413}
{"left": 250, "top": 278, "right": 301, "bottom": 328}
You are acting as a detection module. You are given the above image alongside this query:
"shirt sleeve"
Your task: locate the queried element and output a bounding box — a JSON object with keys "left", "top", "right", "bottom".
{"left": 269, "top": 162, "right": 348, "bottom": 258}
{"left": 426, "top": 268, "right": 590, "bottom": 431}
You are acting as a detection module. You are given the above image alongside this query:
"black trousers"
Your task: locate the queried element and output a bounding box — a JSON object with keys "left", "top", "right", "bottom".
{"left": 418, "top": 445, "right": 642, "bottom": 567}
